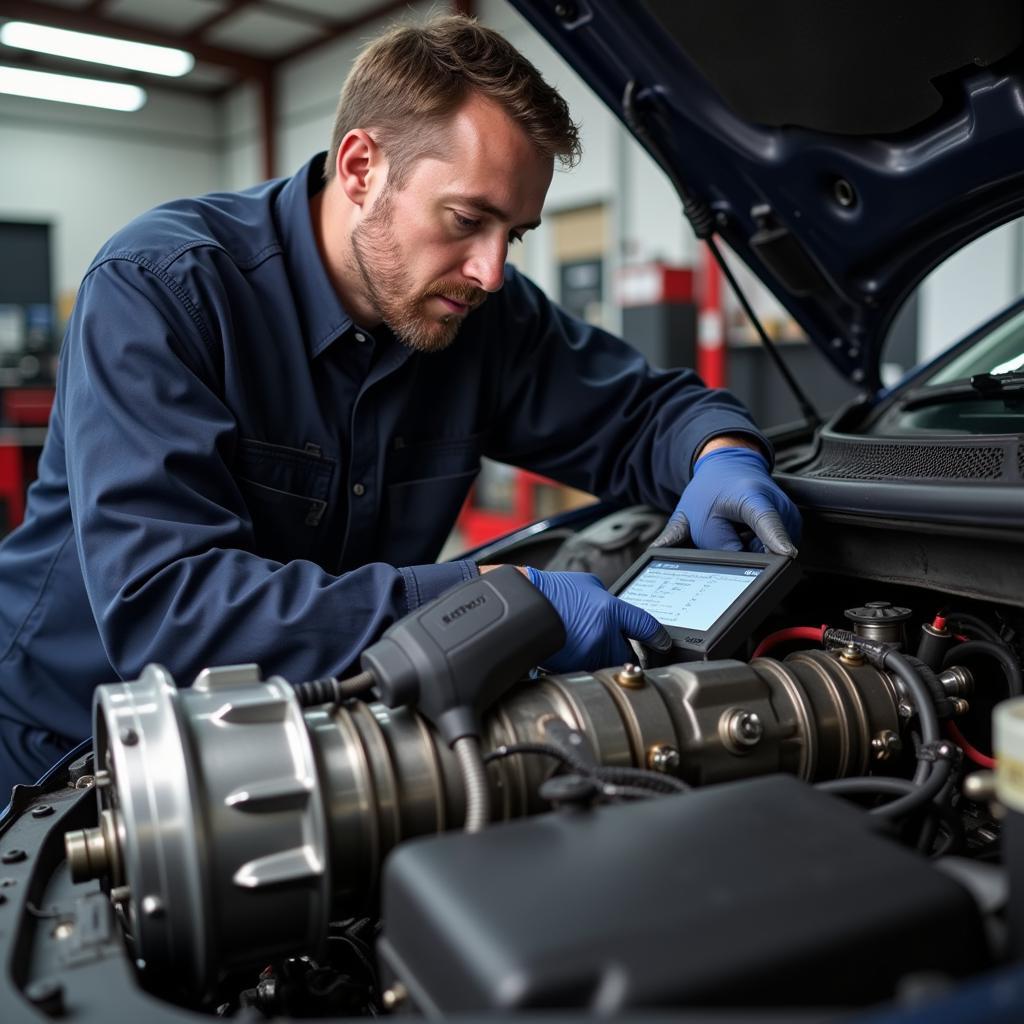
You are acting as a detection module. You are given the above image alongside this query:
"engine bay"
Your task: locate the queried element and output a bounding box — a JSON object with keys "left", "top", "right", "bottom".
{"left": 2, "top": 514, "right": 1023, "bottom": 1022}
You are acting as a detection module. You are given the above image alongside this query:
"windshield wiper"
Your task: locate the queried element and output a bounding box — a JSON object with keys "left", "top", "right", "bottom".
{"left": 900, "top": 370, "right": 1024, "bottom": 410}
{"left": 969, "top": 369, "right": 1024, "bottom": 394}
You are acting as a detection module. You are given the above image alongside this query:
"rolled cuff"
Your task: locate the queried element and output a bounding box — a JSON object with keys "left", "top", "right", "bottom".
{"left": 400, "top": 559, "right": 479, "bottom": 615}
{"left": 684, "top": 415, "right": 773, "bottom": 479}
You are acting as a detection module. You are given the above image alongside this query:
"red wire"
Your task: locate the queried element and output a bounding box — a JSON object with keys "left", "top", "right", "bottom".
{"left": 751, "top": 625, "right": 825, "bottom": 660}
{"left": 946, "top": 721, "right": 996, "bottom": 769}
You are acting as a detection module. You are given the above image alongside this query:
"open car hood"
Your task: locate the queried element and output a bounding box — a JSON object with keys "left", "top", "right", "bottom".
{"left": 509, "top": 0, "right": 1024, "bottom": 392}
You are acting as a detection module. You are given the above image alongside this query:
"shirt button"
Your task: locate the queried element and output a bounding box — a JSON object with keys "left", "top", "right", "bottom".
{"left": 354, "top": 331, "right": 366, "bottom": 343}
{"left": 352, "top": 483, "right": 366, "bottom": 496}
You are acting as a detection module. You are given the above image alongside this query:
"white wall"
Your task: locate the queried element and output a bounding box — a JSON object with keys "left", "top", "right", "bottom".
{"left": 0, "top": 86, "right": 223, "bottom": 303}
{"left": 219, "top": 1, "right": 437, "bottom": 190}
{"left": 918, "top": 221, "right": 1024, "bottom": 361}
{"left": 7, "top": 3, "right": 1019, "bottom": 363}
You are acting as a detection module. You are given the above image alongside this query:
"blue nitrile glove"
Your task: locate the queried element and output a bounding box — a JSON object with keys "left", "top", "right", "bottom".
{"left": 524, "top": 568, "right": 671, "bottom": 672}
{"left": 651, "top": 448, "right": 800, "bottom": 555}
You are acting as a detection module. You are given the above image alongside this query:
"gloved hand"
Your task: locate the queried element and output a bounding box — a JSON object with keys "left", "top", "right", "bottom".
{"left": 651, "top": 447, "right": 800, "bottom": 555}
{"left": 524, "top": 568, "right": 671, "bottom": 672}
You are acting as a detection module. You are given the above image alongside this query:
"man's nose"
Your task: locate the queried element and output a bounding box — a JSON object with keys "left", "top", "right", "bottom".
{"left": 463, "top": 236, "right": 507, "bottom": 293}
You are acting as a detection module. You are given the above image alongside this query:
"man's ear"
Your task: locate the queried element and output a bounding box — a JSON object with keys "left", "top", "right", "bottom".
{"left": 336, "top": 129, "right": 385, "bottom": 208}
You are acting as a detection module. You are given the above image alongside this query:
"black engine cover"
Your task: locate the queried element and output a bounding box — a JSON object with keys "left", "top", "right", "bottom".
{"left": 378, "top": 774, "right": 990, "bottom": 1012}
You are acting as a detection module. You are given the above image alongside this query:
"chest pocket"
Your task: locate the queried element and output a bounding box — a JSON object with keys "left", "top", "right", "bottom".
{"left": 383, "top": 434, "right": 482, "bottom": 565}
{"left": 235, "top": 438, "right": 336, "bottom": 566}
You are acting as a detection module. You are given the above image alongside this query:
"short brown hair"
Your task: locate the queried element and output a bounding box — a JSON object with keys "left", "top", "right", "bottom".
{"left": 324, "top": 14, "right": 581, "bottom": 187}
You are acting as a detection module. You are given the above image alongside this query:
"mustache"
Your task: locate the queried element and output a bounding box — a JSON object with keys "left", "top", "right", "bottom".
{"left": 426, "top": 281, "right": 488, "bottom": 308}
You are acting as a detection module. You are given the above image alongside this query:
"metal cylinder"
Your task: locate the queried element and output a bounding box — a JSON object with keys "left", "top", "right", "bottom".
{"left": 845, "top": 601, "right": 913, "bottom": 646}
{"left": 70, "top": 650, "right": 902, "bottom": 997}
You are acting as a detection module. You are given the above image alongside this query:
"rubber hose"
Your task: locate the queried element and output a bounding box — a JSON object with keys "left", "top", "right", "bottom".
{"left": 945, "top": 612, "right": 1007, "bottom": 648}
{"left": 874, "top": 756, "right": 953, "bottom": 820}
{"left": 943, "top": 640, "right": 1023, "bottom": 698}
{"left": 819, "top": 776, "right": 918, "bottom": 798}
{"left": 453, "top": 735, "right": 490, "bottom": 833}
{"left": 903, "top": 654, "right": 953, "bottom": 718}
{"left": 882, "top": 648, "right": 941, "bottom": 784}
{"left": 293, "top": 670, "right": 375, "bottom": 707}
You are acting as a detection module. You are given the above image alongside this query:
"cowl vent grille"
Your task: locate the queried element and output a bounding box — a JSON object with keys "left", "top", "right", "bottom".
{"left": 802, "top": 437, "right": 1007, "bottom": 481}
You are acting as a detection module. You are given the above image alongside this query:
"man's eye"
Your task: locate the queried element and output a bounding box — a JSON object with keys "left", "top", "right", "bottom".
{"left": 453, "top": 212, "right": 479, "bottom": 230}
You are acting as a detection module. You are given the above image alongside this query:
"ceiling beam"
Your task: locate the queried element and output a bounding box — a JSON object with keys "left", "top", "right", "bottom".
{"left": 0, "top": 0, "right": 271, "bottom": 77}
{"left": 272, "top": 0, "right": 419, "bottom": 65}
{"left": 185, "top": 0, "right": 256, "bottom": 44}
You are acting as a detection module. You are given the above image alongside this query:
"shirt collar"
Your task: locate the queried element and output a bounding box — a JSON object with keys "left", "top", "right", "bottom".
{"left": 275, "top": 152, "right": 354, "bottom": 359}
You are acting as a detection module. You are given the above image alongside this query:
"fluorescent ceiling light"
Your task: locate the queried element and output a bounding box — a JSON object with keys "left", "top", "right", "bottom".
{"left": 0, "top": 65, "right": 146, "bottom": 111}
{"left": 0, "top": 21, "right": 194, "bottom": 77}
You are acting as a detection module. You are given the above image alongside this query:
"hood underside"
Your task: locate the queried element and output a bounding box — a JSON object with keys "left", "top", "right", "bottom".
{"left": 510, "top": 0, "right": 1024, "bottom": 391}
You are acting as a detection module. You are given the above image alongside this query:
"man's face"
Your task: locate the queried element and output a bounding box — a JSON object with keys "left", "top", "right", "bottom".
{"left": 350, "top": 93, "right": 553, "bottom": 352}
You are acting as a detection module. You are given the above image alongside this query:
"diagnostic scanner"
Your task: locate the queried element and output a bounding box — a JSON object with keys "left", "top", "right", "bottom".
{"left": 611, "top": 547, "right": 800, "bottom": 662}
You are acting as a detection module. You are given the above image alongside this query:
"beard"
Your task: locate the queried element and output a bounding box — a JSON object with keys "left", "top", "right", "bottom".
{"left": 350, "top": 188, "right": 487, "bottom": 353}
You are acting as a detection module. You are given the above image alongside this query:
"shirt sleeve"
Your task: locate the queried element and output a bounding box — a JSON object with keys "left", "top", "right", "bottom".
{"left": 61, "top": 255, "right": 475, "bottom": 685}
{"left": 483, "top": 267, "right": 769, "bottom": 512}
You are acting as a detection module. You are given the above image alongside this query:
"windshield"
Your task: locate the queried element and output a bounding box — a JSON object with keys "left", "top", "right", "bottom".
{"left": 867, "top": 304, "right": 1024, "bottom": 436}
{"left": 928, "top": 305, "right": 1024, "bottom": 384}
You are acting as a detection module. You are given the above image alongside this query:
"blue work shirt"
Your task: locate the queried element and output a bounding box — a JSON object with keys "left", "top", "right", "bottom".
{"left": 0, "top": 153, "right": 766, "bottom": 776}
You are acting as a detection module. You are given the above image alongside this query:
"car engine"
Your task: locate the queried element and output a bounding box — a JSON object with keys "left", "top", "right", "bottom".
{"left": 2, "top": 513, "right": 1022, "bottom": 1022}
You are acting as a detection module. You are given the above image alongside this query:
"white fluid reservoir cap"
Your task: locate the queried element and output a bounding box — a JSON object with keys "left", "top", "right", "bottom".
{"left": 994, "top": 698, "right": 1024, "bottom": 811}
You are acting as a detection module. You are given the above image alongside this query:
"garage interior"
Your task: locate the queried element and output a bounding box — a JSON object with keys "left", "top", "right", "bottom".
{"left": 1, "top": 3, "right": 1024, "bottom": 1019}
{"left": 2, "top": 0, "right": 1020, "bottom": 542}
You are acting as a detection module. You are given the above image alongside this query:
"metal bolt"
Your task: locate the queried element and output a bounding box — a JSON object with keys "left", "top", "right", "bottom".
{"left": 119, "top": 726, "right": 138, "bottom": 746}
{"left": 950, "top": 698, "right": 970, "bottom": 716}
{"left": 647, "top": 744, "right": 681, "bottom": 773}
{"left": 382, "top": 983, "right": 408, "bottom": 1010}
{"left": 897, "top": 700, "right": 914, "bottom": 719}
{"left": 109, "top": 885, "right": 132, "bottom": 906}
{"left": 141, "top": 895, "right": 165, "bottom": 919}
{"left": 725, "top": 710, "right": 764, "bottom": 749}
{"left": 614, "top": 663, "right": 645, "bottom": 689}
{"left": 1, "top": 849, "right": 27, "bottom": 864}
{"left": 53, "top": 921, "right": 74, "bottom": 941}
{"left": 74, "top": 775, "right": 95, "bottom": 790}
{"left": 870, "top": 730, "right": 902, "bottom": 761}
{"left": 962, "top": 771, "right": 996, "bottom": 803}
{"left": 838, "top": 644, "right": 865, "bottom": 667}
{"left": 31, "top": 804, "right": 54, "bottom": 819}
{"left": 938, "top": 666, "right": 973, "bottom": 697}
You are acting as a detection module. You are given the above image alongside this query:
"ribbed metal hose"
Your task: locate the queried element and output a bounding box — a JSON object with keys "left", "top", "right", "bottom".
{"left": 453, "top": 735, "right": 490, "bottom": 832}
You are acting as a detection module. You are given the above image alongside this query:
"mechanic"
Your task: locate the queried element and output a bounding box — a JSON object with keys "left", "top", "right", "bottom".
{"left": 0, "top": 15, "right": 799, "bottom": 793}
